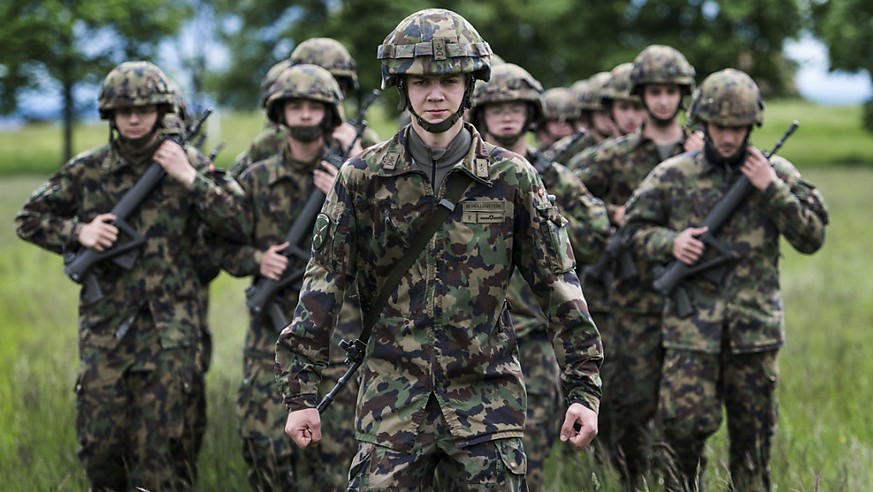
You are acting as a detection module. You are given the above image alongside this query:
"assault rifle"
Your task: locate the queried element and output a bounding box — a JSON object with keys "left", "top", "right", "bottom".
{"left": 528, "top": 129, "right": 586, "bottom": 176}
{"left": 651, "top": 120, "right": 800, "bottom": 318}
{"left": 580, "top": 226, "right": 637, "bottom": 291}
{"left": 245, "top": 90, "right": 381, "bottom": 331}
{"left": 64, "top": 109, "right": 213, "bottom": 305}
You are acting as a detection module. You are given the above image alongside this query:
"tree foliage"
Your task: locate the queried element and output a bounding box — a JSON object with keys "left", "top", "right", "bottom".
{"left": 808, "top": 0, "right": 873, "bottom": 132}
{"left": 0, "top": 0, "right": 192, "bottom": 162}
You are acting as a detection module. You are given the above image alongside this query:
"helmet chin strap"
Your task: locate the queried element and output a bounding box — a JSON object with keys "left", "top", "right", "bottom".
{"left": 401, "top": 76, "right": 474, "bottom": 134}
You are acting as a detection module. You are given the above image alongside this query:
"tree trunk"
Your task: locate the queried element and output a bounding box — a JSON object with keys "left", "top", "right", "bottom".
{"left": 62, "top": 80, "right": 75, "bottom": 164}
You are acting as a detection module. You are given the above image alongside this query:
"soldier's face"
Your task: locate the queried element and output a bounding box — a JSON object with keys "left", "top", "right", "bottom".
{"left": 483, "top": 102, "right": 527, "bottom": 138}
{"left": 114, "top": 105, "right": 158, "bottom": 140}
{"left": 283, "top": 99, "right": 326, "bottom": 127}
{"left": 406, "top": 74, "right": 467, "bottom": 124}
{"left": 642, "top": 83, "right": 682, "bottom": 121}
{"left": 611, "top": 100, "right": 645, "bottom": 135}
{"left": 541, "top": 119, "right": 574, "bottom": 145}
{"left": 592, "top": 110, "right": 616, "bottom": 137}
{"left": 706, "top": 122, "right": 750, "bottom": 159}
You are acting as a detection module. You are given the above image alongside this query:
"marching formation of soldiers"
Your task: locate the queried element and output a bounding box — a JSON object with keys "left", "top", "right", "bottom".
{"left": 15, "top": 7, "right": 829, "bottom": 492}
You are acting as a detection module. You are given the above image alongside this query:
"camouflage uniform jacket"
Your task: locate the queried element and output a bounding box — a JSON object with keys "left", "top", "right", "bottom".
{"left": 276, "top": 123, "right": 603, "bottom": 452}
{"left": 571, "top": 127, "right": 690, "bottom": 314}
{"left": 15, "top": 143, "right": 249, "bottom": 350}
{"left": 508, "top": 149, "right": 610, "bottom": 338}
{"left": 553, "top": 132, "right": 602, "bottom": 167}
{"left": 624, "top": 150, "right": 829, "bottom": 353}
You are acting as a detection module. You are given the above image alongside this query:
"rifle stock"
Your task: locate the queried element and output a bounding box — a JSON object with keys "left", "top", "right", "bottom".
{"left": 651, "top": 120, "right": 799, "bottom": 317}
{"left": 64, "top": 108, "right": 213, "bottom": 304}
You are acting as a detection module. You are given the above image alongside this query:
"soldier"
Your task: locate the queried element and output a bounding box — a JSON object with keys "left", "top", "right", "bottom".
{"left": 570, "top": 45, "right": 699, "bottom": 488}
{"left": 469, "top": 63, "right": 611, "bottom": 491}
{"left": 535, "top": 87, "right": 583, "bottom": 149}
{"left": 218, "top": 64, "right": 361, "bottom": 491}
{"left": 624, "top": 68, "right": 829, "bottom": 491}
{"left": 231, "top": 37, "right": 377, "bottom": 178}
{"left": 276, "top": 8, "right": 603, "bottom": 490}
{"left": 14, "top": 61, "right": 249, "bottom": 491}
{"left": 554, "top": 71, "right": 617, "bottom": 166}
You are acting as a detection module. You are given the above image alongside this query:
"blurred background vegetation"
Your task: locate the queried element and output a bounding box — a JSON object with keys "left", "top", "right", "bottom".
{"left": 2, "top": 0, "right": 872, "bottom": 164}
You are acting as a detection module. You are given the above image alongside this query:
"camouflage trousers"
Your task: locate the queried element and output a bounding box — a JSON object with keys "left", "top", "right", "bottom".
{"left": 348, "top": 394, "right": 528, "bottom": 491}
{"left": 176, "top": 326, "right": 212, "bottom": 485}
{"left": 656, "top": 348, "right": 779, "bottom": 492}
{"left": 236, "top": 353, "right": 358, "bottom": 492}
{"left": 597, "top": 310, "right": 663, "bottom": 487}
{"left": 75, "top": 309, "right": 196, "bottom": 491}
{"left": 517, "top": 329, "right": 560, "bottom": 492}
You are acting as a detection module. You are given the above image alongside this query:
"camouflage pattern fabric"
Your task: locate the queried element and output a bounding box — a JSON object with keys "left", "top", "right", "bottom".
{"left": 503, "top": 151, "right": 608, "bottom": 491}
{"left": 218, "top": 141, "right": 360, "bottom": 490}
{"left": 656, "top": 347, "right": 779, "bottom": 491}
{"left": 347, "top": 395, "right": 527, "bottom": 491}
{"left": 276, "top": 123, "right": 602, "bottom": 455}
{"left": 97, "top": 61, "right": 176, "bottom": 119}
{"left": 625, "top": 150, "right": 828, "bottom": 351}
{"left": 629, "top": 45, "right": 695, "bottom": 96}
{"left": 624, "top": 145, "right": 827, "bottom": 489}
{"left": 552, "top": 132, "right": 601, "bottom": 167}
{"left": 570, "top": 127, "right": 692, "bottom": 314}
{"left": 568, "top": 127, "right": 692, "bottom": 484}
{"left": 377, "top": 8, "right": 493, "bottom": 89}
{"left": 290, "top": 37, "right": 359, "bottom": 94}
{"left": 541, "top": 87, "right": 581, "bottom": 123}
{"left": 15, "top": 131, "right": 249, "bottom": 490}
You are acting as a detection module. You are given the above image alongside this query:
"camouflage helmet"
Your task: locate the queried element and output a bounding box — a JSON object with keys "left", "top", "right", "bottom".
{"left": 571, "top": 79, "right": 596, "bottom": 111}
{"left": 260, "top": 59, "right": 294, "bottom": 108}
{"left": 688, "top": 68, "right": 764, "bottom": 127}
{"left": 490, "top": 53, "right": 507, "bottom": 67}
{"left": 470, "top": 63, "right": 544, "bottom": 130}
{"left": 290, "top": 37, "right": 359, "bottom": 93}
{"left": 98, "top": 61, "right": 175, "bottom": 119}
{"left": 601, "top": 62, "right": 640, "bottom": 106}
{"left": 264, "top": 64, "right": 344, "bottom": 128}
{"left": 377, "top": 8, "right": 493, "bottom": 90}
{"left": 542, "top": 87, "right": 582, "bottom": 123}
{"left": 584, "top": 71, "right": 612, "bottom": 111}
{"left": 630, "top": 44, "right": 696, "bottom": 96}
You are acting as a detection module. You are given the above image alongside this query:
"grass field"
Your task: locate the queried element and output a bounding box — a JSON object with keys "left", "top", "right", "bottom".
{"left": 1, "top": 102, "right": 872, "bottom": 490}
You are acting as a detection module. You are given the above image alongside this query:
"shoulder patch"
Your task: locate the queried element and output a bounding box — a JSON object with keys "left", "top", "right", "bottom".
{"left": 312, "top": 213, "right": 331, "bottom": 251}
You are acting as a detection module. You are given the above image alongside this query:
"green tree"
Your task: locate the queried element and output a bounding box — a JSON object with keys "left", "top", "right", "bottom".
{"left": 0, "top": 0, "right": 192, "bottom": 164}
{"left": 808, "top": 0, "right": 873, "bottom": 131}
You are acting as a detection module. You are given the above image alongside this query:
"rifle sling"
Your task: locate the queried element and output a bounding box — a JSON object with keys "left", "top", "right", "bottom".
{"left": 357, "top": 170, "right": 472, "bottom": 347}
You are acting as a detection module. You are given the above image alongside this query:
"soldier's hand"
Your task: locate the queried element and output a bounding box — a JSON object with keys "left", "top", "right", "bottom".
{"left": 78, "top": 213, "right": 118, "bottom": 251}
{"left": 260, "top": 242, "right": 290, "bottom": 280}
{"left": 285, "top": 408, "right": 322, "bottom": 448}
{"left": 741, "top": 146, "right": 777, "bottom": 191}
{"left": 154, "top": 140, "right": 197, "bottom": 189}
{"left": 560, "top": 403, "right": 598, "bottom": 450}
{"left": 333, "top": 122, "right": 363, "bottom": 157}
{"left": 673, "top": 226, "right": 708, "bottom": 265}
{"left": 684, "top": 129, "right": 705, "bottom": 153}
{"left": 313, "top": 161, "right": 339, "bottom": 194}
{"left": 612, "top": 205, "right": 626, "bottom": 226}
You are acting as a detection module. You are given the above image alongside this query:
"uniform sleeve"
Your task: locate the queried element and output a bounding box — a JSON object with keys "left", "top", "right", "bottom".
{"left": 14, "top": 161, "right": 83, "bottom": 255}
{"left": 210, "top": 170, "right": 261, "bottom": 278}
{"left": 550, "top": 165, "right": 611, "bottom": 265}
{"left": 761, "top": 158, "right": 829, "bottom": 254}
{"left": 624, "top": 165, "right": 679, "bottom": 262}
{"left": 512, "top": 166, "right": 603, "bottom": 413}
{"left": 275, "top": 166, "right": 356, "bottom": 411}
